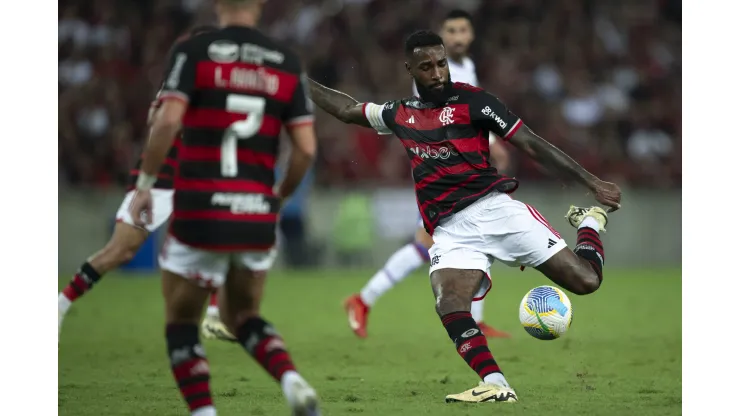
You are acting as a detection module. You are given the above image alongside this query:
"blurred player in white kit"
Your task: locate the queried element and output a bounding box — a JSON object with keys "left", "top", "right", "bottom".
{"left": 343, "top": 9, "right": 512, "bottom": 339}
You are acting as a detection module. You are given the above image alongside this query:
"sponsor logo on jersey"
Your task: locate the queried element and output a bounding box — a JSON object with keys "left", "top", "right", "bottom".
{"left": 208, "top": 40, "right": 239, "bottom": 64}
{"left": 211, "top": 193, "right": 271, "bottom": 214}
{"left": 481, "top": 106, "right": 507, "bottom": 129}
{"left": 409, "top": 146, "right": 458, "bottom": 160}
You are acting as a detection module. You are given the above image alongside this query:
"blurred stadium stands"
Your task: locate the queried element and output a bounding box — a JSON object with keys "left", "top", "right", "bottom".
{"left": 59, "top": 0, "right": 681, "bottom": 189}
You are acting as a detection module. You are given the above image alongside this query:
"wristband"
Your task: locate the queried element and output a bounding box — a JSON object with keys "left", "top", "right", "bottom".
{"left": 136, "top": 173, "right": 157, "bottom": 191}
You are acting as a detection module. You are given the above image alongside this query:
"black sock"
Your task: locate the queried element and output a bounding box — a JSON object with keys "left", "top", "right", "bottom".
{"left": 236, "top": 317, "right": 297, "bottom": 382}
{"left": 165, "top": 324, "right": 213, "bottom": 412}
{"left": 61, "top": 262, "right": 102, "bottom": 302}
{"left": 574, "top": 227, "right": 604, "bottom": 281}
{"left": 441, "top": 311, "right": 502, "bottom": 380}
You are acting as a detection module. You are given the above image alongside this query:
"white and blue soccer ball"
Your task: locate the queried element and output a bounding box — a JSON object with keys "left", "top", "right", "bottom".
{"left": 519, "top": 286, "right": 573, "bottom": 340}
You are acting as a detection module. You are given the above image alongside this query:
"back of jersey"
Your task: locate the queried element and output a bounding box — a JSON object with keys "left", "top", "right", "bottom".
{"left": 158, "top": 26, "right": 313, "bottom": 251}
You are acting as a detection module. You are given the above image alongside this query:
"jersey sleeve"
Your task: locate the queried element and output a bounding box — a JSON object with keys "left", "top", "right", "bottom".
{"left": 362, "top": 102, "right": 394, "bottom": 135}
{"left": 469, "top": 90, "right": 523, "bottom": 141}
{"left": 283, "top": 72, "right": 315, "bottom": 128}
{"left": 159, "top": 41, "right": 197, "bottom": 103}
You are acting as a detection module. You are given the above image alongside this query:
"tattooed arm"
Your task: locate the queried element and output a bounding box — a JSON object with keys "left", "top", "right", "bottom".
{"left": 509, "top": 125, "right": 598, "bottom": 188}
{"left": 509, "top": 125, "right": 622, "bottom": 210}
{"left": 307, "top": 78, "right": 372, "bottom": 127}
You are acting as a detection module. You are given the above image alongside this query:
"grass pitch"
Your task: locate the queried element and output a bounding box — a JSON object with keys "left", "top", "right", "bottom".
{"left": 58, "top": 268, "right": 681, "bottom": 416}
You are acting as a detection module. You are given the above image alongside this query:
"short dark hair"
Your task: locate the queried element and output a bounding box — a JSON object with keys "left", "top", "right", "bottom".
{"left": 404, "top": 30, "right": 444, "bottom": 58}
{"left": 444, "top": 9, "right": 474, "bottom": 25}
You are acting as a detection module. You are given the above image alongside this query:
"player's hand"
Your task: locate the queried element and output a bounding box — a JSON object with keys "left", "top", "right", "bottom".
{"left": 129, "top": 189, "right": 153, "bottom": 227}
{"left": 591, "top": 180, "right": 622, "bottom": 212}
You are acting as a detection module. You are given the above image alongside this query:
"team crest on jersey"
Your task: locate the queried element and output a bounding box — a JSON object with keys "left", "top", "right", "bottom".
{"left": 208, "top": 40, "right": 239, "bottom": 64}
{"left": 439, "top": 106, "right": 455, "bottom": 126}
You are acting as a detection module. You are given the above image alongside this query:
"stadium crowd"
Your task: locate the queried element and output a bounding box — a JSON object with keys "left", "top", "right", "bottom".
{"left": 59, "top": 0, "right": 681, "bottom": 189}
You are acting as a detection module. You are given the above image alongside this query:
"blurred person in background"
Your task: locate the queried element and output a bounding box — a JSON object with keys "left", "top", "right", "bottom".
{"left": 57, "top": 25, "right": 217, "bottom": 341}
{"left": 344, "top": 10, "right": 511, "bottom": 340}
{"left": 277, "top": 159, "right": 316, "bottom": 268}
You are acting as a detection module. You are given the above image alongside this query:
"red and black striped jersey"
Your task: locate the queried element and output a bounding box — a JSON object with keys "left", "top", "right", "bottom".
{"left": 157, "top": 26, "right": 314, "bottom": 251}
{"left": 363, "top": 83, "right": 522, "bottom": 234}
{"left": 127, "top": 138, "right": 179, "bottom": 191}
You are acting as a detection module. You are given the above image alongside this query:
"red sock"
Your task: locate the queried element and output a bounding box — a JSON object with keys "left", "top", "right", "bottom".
{"left": 61, "top": 262, "right": 102, "bottom": 302}
{"left": 574, "top": 227, "right": 605, "bottom": 282}
{"left": 441, "top": 311, "right": 503, "bottom": 379}
{"left": 209, "top": 292, "right": 218, "bottom": 308}
{"left": 166, "top": 324, "right": 214, "bottom": 412}
{"left": 236, "top": 317, "right": 297, "bottom": 382}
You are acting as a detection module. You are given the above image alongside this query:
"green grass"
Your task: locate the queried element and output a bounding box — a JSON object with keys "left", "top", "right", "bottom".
{"left": 58, "top": 268, "right": 681, "bottom": 416}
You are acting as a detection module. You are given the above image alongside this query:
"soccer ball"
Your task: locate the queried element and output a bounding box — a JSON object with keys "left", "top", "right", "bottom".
{"left": 519, "top": 286, "right": 573, "bottom": 340}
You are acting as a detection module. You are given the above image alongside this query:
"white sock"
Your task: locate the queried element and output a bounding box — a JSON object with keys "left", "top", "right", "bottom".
{"left": 58, "top": 293, "right": 72, "bottom": 315}
{"left": 206, "top": 306, "right": 219, "bottom": 319}
{"left": 483, "top": 372, "right": 510, "bottom": 388}
{"left": 191, "top": 406, "right": 216, "bottom": 416}
{"left": 471, "top": 300, "right": 485, "bottom": 323}
{"left": 280, "top": 370, "right": 305, "bottom": 399}
{"left": 360, "top": 243, "right": 427, "bottom": 306}
{"left": 578, "top": 216, "right": 600, "bottom": 231}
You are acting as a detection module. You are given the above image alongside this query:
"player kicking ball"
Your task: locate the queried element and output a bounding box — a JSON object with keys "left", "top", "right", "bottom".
{"left": 344, "top": 9, "right": 511, "bottom": 339}
{"left": 308, "top": 31, "right": 621, "bottom": 404}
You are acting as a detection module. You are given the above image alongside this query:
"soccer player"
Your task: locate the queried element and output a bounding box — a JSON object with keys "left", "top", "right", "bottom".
{"left": 57, "top": 26, "right": 215, "bottom": 340}
{"left": 308, "top": 31, "right": 621, "bottom": 404}
{"left": 128, "top": 1, "right": 320, "bottom": 415}
{"left": 344, "top": 9, "right": 511, "bottom": 339}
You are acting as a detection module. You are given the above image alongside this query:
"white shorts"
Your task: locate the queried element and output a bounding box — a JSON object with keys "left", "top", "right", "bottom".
{"left": 158, "top": 235, "right": 278, "bottom": 289}
{"left": 115, "top": 189, "right": 174, "bottom": 232}
{"left": 429, "top": 191, "right": 567, "bottom": 301}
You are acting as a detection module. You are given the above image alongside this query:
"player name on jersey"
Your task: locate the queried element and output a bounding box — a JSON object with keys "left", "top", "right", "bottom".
{"left": 367, "top": 83, "right": 523, "bottom": 234}
{"left": 159, "top": 26, "right": 313, "bottom": 251}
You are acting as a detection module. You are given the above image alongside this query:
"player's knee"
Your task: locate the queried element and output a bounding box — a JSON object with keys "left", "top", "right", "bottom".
{"left": 571, "top": 267, "right": 601, "bottom": 295}
{"left": 434, "top": 293, "right": 470, "bottom": 317}
{"left": 110, "top": 243, "right": 137, "bottom": 264}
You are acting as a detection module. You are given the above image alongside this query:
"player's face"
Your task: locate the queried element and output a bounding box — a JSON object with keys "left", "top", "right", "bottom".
{"left": 441, "top": 18, "right": 474, "bottom": 59}
{"left": 407, "top": 45, "right": 453, "bottom": 104}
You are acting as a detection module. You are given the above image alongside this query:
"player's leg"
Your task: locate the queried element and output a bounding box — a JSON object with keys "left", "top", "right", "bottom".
{"left": 59, "top": 222, "right": 147, "bottom": 312}
{"left": 159, "top": 235, "right": 227, "bottom": 416}
{"left": 58, "top": 190, "right": 173, "bottom": 339}
{"left": 58, "top": 222, "right": 148, "bottom": 338}
{"left": 162, "top": 270, "right": 215, "bottom": 416}
{"left": 344, "top": 224, "right": 432, "bottom": 338}
{"left": 201, "top": 289, "right": 235, "bottom": 341}
{"left": 427, "top": 216, "right": 518, "bottom": 404}
{"left": 220, "top": 250, "right": 320, "bottom": 415}
{"left": 207, "top": 292, "right": 219, "bottom": 318}
{"left": 481, "top": 196, "right": 606, "bottom": 295}
{"left": 431, "top": 268, "right": 517, "bottom": 404}
{"left": 534, "top": 206, "right": 608, "bottom": 295}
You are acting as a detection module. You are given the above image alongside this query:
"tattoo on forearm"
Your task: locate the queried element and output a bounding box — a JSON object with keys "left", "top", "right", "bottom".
{"left": 515, "top": 125, "right": 597, "bottom": 188}
{"left": 308, "top": 79, "right": 358, "bottom": 122}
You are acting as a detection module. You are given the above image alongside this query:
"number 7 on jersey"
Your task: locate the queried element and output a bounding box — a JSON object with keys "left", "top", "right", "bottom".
{"left": 221, "top": 94, "right": 266, "bottom": 177}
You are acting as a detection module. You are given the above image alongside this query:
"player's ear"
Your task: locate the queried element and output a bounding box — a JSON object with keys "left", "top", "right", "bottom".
{"left": 405, "top": 61, "right": 412, "bottom": 77}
